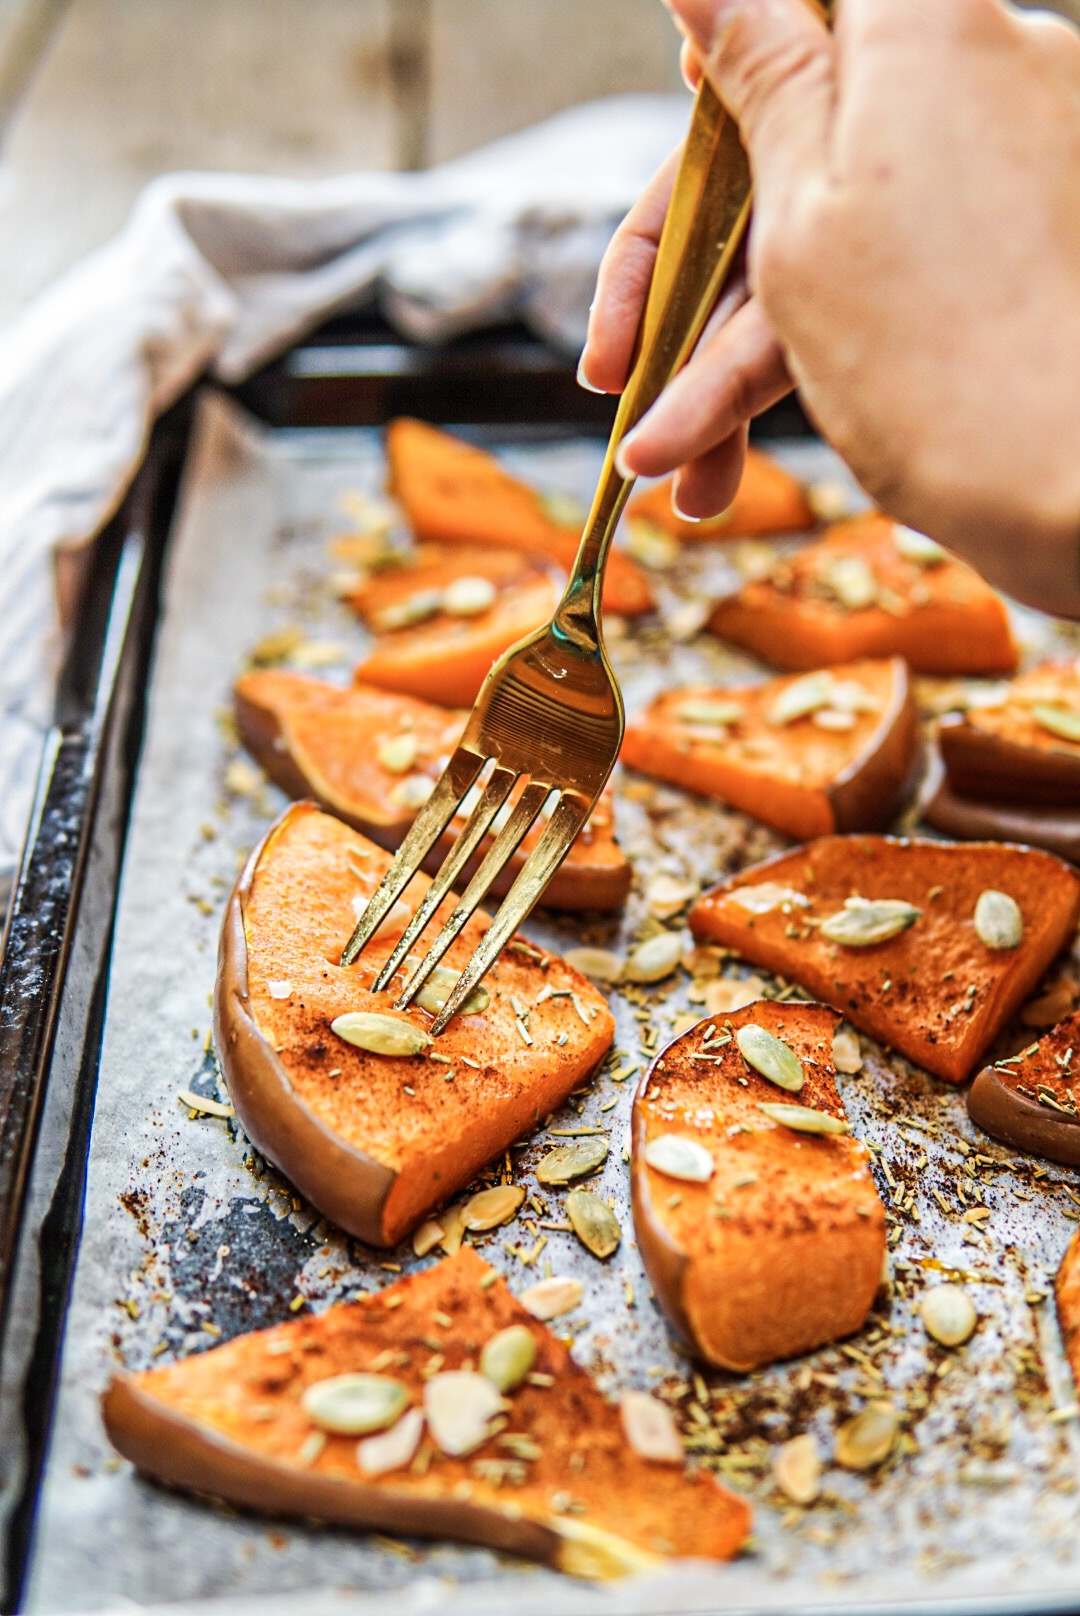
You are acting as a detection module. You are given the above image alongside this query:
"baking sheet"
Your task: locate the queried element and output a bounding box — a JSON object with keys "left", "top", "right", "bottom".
{"left": 26, "top": 390, "right": 1080, "bottom": 1615}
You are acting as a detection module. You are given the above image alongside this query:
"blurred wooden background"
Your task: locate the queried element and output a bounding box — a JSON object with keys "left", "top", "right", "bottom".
{"left": 2, "top": 0, "right": 1078, "bottom": 333}
{"left": 0, "top": 0, "right": 683, "bottom": 330}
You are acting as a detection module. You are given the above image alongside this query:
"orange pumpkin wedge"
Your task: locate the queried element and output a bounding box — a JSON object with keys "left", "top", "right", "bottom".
{"left": 968, "top": 1010, "right": 1080, "bottom": 1166}
{"left": 102, "top": 1248, "right": 750, "bottom": 1577}
{"left": 234, "top": 670, "right": 631, "bottom": 911}
{"left": 632, "top": 1001, "right": 885, "bottom": 1372}
{"left": 385, "top": 417, "right": 654, "bottom": 618}
{"left": 708, "top": 513, "right": 1017, "bottom": 675}
{"left": 1055, "top": 1232, "right": 1080, "bottom": 1399}
{"left": 937, "top": 659, "right": 1080, "bottom": 808}
{"left": 626, "top": 446, "right": 814, "bottom": 543}
{"left": 351, "top": 543, "right": 561, "bottom": 708}
{"left": 214, "top": 804, "right": 615, "bottom": 1247}
{"left": 620, "top": 657, "right": 917, "bottom": 840}
{"left": 688, "top": 835, "right": 1080, "bottom": 1084}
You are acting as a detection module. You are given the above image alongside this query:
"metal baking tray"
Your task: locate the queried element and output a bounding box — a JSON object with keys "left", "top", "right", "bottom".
{"left": 4, "top": 321, "right": 1080, "bottom": 1616}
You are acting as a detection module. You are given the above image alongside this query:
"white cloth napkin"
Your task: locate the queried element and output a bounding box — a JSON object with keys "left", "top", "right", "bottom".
{"left": 0, "top": 92, "right": 688, "bottom": 885}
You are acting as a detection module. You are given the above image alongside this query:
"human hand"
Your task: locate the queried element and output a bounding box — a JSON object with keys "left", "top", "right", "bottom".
{"left": 583, "top": 0, "right": 1080, "bottom": 615}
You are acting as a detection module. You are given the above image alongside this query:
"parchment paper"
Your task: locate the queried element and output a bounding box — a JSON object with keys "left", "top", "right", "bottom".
{"left": 26, "top": 392, "right": 1080, "bottom": 1615}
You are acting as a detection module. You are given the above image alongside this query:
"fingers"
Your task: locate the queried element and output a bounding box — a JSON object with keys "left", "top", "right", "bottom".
{"left": 671, "top": 428, "right": 750, "bottom": 521}
{"left": 669, "top": 0, "right": 834, "bottom": 203}
{"left": 616, "top": 296, "right": 792, "bottom": 478}
{"left": 679, "top": 39, "right": 704, "bottom": 90}
{"left": 579, "top": 146, "right": 682, "bottom": 395}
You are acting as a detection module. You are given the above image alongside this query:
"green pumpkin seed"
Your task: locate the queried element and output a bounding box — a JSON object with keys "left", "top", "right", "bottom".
{"left": 736, "top": 1024, "right": 806, "bottom": 1093}
{"left": 518, "top": 1275, "right": 583, "bottom": 1321}
{"left": 1032, "top": 704, "right": 1080, "bottom": 745}
{"left": 566, "top": 1188, "right": 621, "bottom": 1259}
{"left": 834, "top": 1401, "right": 899, "bottom": 1471}
{"left": 411, "top": 964, "right": 490, "bottom": 1017}
{"left": 767, "top": 671, "right": 837, "bottom": 726}
{"left": 892, "top": 525, "right": 947, "bottom": 566}
{"left": 756, "top": 1101, "right": 850, "bottom": 1136}
{"left": 642, "top": 1134, "right": 714, "bottom": 1182}
{"left": 819, "top": 897, "right": 922, "bottom": 947}
{"left": 676, "top": 699, "right": 746, "bottom": 728}
{"left": 920, "top": 1283, "right": 977, "bottom": 1347}
{"left": 536, "top": 1137, "right": 609, "bottom": 1185}
{"left": 330, "top": 1011, "right": 431, "bottom": 1057}
{"left": 301, "top": 1372, "right": 410, "bottom": 1435}
{"left": 443, "top": 575, "right": 498, "bottom": 616}
{"left": 625, "top": 931, "right": 684, "bottom": 984}
{"left": 820, "top": 554, "right": 878, "bottom": 610}
{"left": 480, "top": 1325, "right": 537, "bottom": 1392}
{"left": 973, "top": 889, "right": 1023, "bottom": 951}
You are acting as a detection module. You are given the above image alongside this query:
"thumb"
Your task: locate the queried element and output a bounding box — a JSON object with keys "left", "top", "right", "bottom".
{"left": 669, "top": 0, "right": 834, "bottom": 202}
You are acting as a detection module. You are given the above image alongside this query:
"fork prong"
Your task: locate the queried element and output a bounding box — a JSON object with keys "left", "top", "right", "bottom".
{"left": 429, "top": 792, "right": 592, "bottom": 1036}
{"left": 371, "top": 764, "right": 518, "bottom": 993}
{"left": 339, "top": 747, "right": 484, "bottom": 968}
{"left": 393, "top": 778, "right": 553, "bottom": 1011}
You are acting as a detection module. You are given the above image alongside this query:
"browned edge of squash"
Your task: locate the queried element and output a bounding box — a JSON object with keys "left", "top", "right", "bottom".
{"left": 213, "top": 803, "right": 398, "bottom": 1247}
{"left": 968, "top": 1065, "right": 1080, "bottom": 1168}
{"left": 102, "top": 1374, "right": 560, "bottom": 1566}
{"left": 924, "top": 778, "right": 1080, "bottom": 867}
{"left": 827, "top": 656, "right": 921, "bottom": 832}
{"left": 938, "top": 712, "right": 1080, "bottom": 808}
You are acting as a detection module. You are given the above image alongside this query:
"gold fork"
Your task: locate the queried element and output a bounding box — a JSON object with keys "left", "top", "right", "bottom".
{"left": 341, "top": 75, "right": 753, "bottom": 1033}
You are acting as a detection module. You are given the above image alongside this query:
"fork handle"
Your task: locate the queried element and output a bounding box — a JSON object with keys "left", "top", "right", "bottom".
{"left": 556, "top": 75, "right": 752, "bottom": 635}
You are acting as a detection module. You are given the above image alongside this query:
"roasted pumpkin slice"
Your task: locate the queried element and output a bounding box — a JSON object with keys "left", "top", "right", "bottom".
{"left": 214, "top": 805, "right": 615, "bottom": 1246}
{"left": 708, "top": 513, "right": 1017, "bottom": 676}
{"left": 1055, "top": 1232, "right": 1080, "bottom": 1399}
{"left": 924, "top": 779, "right": 1080, "bottom": 868}
{"left": 620, "top": 657, "right": 917, "bottom": 839}
{"left": 937, "top": 659, "right": 1080, "bottom": 807}
{"left": 689, "top": 835, "right": 1080, "bottom": 1084}
{"left": 351, "top": 544, "right": 561, "bottom": 708}
{"left": 385, "top": 417, "right": 654, "bottom": 618}
{"left": 625, "top": 446, "right": 814, "bottom": 543}
{"left": 631, "top": 1001, "right": 885, "bottom": 1372}
{"left": 102, "top": 1248, "right": 750, "bottom": 1577}
{"left": 968, "top": 1010, "right": 1080, "bottom": 1166}
{"left": 234, "top": 671, "right": 631, "bottom": 912}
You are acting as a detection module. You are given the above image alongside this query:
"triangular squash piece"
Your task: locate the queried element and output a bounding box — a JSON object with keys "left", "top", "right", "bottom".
{"left": 215, "top": 805, "right": 615, "bottom": 1246}
{"left": 1055, "top": 1232, "right": 1080, "bottom": 1398}
{"left": 688, "top": 835, "right": 1080, "bottom": 1083}
{"left": 968, "top": 1009, "right": 1080, "bottom": 1165}
{"left": 385, "top": 418, "right": 655, "bottom": 618}
{"left": 620, "top": 657, "right": 917, "bottom": 839}
{"left": 350, "top": 543, "right": 561, "bottom": 708}
{"left": 632, "top": 1001, "right": 885, "bottom": 1372}
{"left": 625, "top": 446, "right": 813, "bottom": 542}
{"left": 234, "top": 671, "right": 631, "bottom": 912}
{"left": 102, "top": 1248, "right": 751, "bottom": 1576}
{"left": 937, "top": 658, "right": 1080, "bottom": 807}
{"left": 708, "top": 513, "right": 1017, "bottom": 675}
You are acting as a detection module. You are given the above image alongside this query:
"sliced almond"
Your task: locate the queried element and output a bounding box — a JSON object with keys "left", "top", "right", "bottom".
{"left": 356, "top": 1407, "right": 425, "bottom": 1476}
{"left": 374, "top": 587, "right": 444, "bottom": 631}
{"left": 564, "top": 947, "right": 624, "bottom": 984}
{"left": 461, "top": 1185, "right": 525, "bottom": 1232}
{"left": 625, "top": 931, "right": 684, "bottom": 984}
{"left": 892, "top": 525, "right": 947, "bottom": 567}
{"left": 267, "top": 979, "right": 293, "bottom": 1000}
{"left": 424, "top": 1371, "right": 506, "bottom": 1456}
{"left": 834, "top": 1401, "right": 899, "bottom": 1471}
{"left": 703, "top": 975, "right": 767, "bottom": 1018}
{"left": 389, "top": 773, "right": 437, "bottom": 811}
{"left": 619, "top": 1390, "right": 682, "bottom": 1464}
{"left": 411, "top": 1218, "right": 444, "bottom": 1258}
{"left": 675, "top": 699, "right": 745, "bottom": 729}
{"left": 442, "top": 575, "right": 498, "bottom": 616}
{"left": 831, "top": 1026, "right": 863, "bottom": 1075}
{"left": 552, "top": 1518, "right": 659, "bottom": 1580}
{"left": 645, "top": 874, "right": 699, "bottom": 919}
{"left": 920, "top": 1284, "right": 977, "bottom": 1347}
{"left": 773, "top": 1432, "right": 822, "bottom": 1505}
{"left": 518, "top": 1276, "right": 583, "bottom": 1322}
{"left": 376, "top": 733, "right": 419, "bottom": 774}
{"left": 767, "top": 672, "right": 837, "bottom": 727}
{"left": 726, "top": 883, "right": 809, "bottom": 916}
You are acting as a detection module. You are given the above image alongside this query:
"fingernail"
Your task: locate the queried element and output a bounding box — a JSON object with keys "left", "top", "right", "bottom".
{"left": 614, "top": 437, "right": 640, "bottom": 481}
{"left": 576, "top": 353, "right": 606, "bottom": 396}
{"left": 672, "top": 474, "right": 703, "bottom": 523}
{"left": 672, "top": 0, "right": 743, "bottom": 48}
